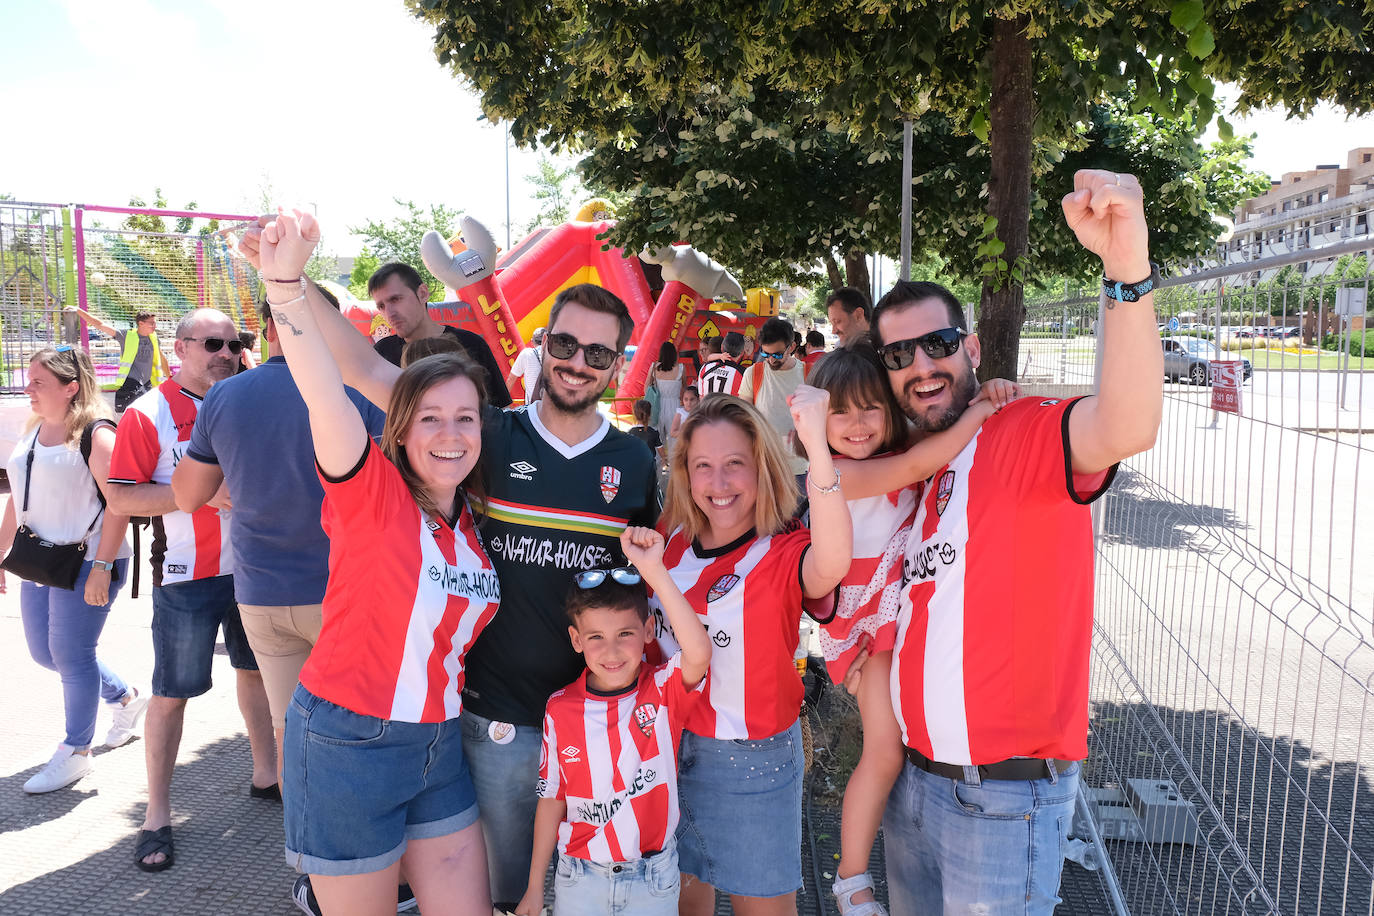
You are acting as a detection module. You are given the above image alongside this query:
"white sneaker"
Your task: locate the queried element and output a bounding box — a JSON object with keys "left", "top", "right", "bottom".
{"left": 105, "top": 688, "right": 150, "bottom": 748}
{"left": 23, "top": 744, "right": 93, "bottom": 794}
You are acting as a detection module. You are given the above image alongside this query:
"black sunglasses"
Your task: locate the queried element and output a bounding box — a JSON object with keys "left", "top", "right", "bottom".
{"left": 544, "top": 332, "right": 619, "bottom": 370}
{"left": 180, "top": 336, "right": 244, "bottom": 355}
{"left": 877, "top": 328, "right": 967, "bottom": 370}
{"left": 575, "top": 567, "right": 641, "bottom": 589}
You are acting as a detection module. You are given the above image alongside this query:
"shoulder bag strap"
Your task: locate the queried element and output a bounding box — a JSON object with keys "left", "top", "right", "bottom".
{"left": 18, "top": 429, "right": 38, "bottom": 520}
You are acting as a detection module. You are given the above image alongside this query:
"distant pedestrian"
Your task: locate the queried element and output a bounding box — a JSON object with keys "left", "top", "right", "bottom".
{"left": 826, "top": 287, "right": 872, "bottom": 348}
{"left": 505, "top": 326, "right": 546, "bottom": 402}
{"left": 368, "top": 262, "right": 512, "bottom": 407}
{"left": 697, "top": 332, "right": 745, "bottom": 396}
{"left": 66, "top": 307, "right": 171, "bottom": 413}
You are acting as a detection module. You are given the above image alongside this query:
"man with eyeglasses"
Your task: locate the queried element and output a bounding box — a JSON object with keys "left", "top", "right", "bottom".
{"left": 867, "top": 170, "right": 1163, "bottom": 914}
{"left": 738, "top": 317, "right": 810, "bottom": 493}
{"left": 107, "top": 308, "right": 276, "bottom": 873}
{"left": 459, "top": 283, "right": 660, "bottom": 910}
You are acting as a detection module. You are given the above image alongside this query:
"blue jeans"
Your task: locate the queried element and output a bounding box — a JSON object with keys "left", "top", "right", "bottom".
{"left": 20, "top": 559, "right": 131, "bottom": 748}
{"left": 552, "top": 844, "right": 680, "bottom": 916}
{"left": 882, "top": 759, "right": 1080, "bottom": 916}
{"left": 460, "top": 708, "right": 542, "bottom": 907}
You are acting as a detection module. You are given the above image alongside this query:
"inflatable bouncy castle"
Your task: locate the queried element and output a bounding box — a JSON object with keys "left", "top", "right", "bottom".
{"left": 402, "top": 202, "right": 788, "bottom": 405}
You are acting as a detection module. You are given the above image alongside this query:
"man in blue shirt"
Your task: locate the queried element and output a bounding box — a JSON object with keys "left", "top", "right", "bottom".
{"left": 171, "top": 289, "right": 385, "bottom": 775}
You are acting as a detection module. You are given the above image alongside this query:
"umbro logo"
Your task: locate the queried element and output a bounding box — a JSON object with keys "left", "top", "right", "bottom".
{"left": 561, "top": 745, "right": 582, "bottom": 763}
{"left": 509, "top": 460, "right": 537, "bottom": 481}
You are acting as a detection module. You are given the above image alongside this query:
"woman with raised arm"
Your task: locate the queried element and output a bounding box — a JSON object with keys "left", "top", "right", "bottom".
{"left": 258, "top": 210, "right": 498, "bottom": 916}
{"left": 651, "top": 390, "right": 852, "bottom": 916}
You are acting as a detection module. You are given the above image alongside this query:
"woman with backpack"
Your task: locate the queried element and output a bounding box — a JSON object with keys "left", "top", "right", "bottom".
{"left": 0, "top": 346, "right": 143, "bottom": 794}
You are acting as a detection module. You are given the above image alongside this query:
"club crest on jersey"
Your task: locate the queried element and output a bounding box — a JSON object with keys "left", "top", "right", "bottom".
{"left": 633, "top": 703, "right": 658, "bottom": 738}
{"left": 599, "top": 466, "right": 621, "bottom": 503}
{"left": 707, "top": 574, "right": 740, "bottom": 602}
{"left": 935, "top": 470, "right": 957, "bottom": 516}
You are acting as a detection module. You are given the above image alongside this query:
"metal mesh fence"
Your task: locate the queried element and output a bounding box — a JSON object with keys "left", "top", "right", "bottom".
{"left": 0, "top": 203, "right": 69, "bottom": 388}
{"left": 1021, "top": 246, "right": 1374, "bottom": 915}
{"left": 78, "top": 222, "right": 261, "bottom": 387}
{"left": 0, "top": 202, "right": 260, "bottom": 393}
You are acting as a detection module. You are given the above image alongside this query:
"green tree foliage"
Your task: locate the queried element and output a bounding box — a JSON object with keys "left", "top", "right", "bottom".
{"left": 410, "top": 0, "right": 1374, "bottom": 380}
{"left": 576, "top": 88, "right": 1266, "bottom": 291}
{"left": 348, "top": 247, "right": 382, "bottom": 300}
{"left": 350, "top": 198, "right": 461, "bottom": 301}
{"left": 525, "top": 155, "right": 580, "bottom": 231}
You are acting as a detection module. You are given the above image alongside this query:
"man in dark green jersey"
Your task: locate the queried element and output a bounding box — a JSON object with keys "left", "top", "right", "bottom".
{"left": 460, "top": 283, "right": 659, "bottom": 909}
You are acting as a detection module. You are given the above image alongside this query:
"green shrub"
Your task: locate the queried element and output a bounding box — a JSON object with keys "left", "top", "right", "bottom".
{"left": 1321, "top": 328, "right": 1373, "bottom": 358}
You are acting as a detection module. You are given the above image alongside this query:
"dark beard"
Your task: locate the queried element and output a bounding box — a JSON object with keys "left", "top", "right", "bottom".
{"left": 540, "top": 363, "right": 608, "bottom": 415}
{"left": 902, "top": 368, "right": 980, "bottom": 433}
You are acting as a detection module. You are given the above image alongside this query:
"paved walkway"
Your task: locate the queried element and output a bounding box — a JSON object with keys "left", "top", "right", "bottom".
{"left": 0, "top": 554, "right": 302, "bottom": 914}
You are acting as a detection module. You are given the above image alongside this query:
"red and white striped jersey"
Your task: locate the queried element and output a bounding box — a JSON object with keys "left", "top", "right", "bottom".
{"left": 890, "top": 397, "right": 1114, "bottom": 765}
{"left": 537, "top": 654, "right": 704, "bottom": 864}
{"left": 809, "top": 485, "right": 919, "bottom": 682}
{"left": 108, "top": 379, "right": 231, "bottom": 586}
{"left": 299, "top": 442, "right": 500, "bottom": 723}
{"left": 696, "top": 359, "right": 744, "bottom": 397}
{"left": 650, "top": 526, "right": 811, "bottom": 739}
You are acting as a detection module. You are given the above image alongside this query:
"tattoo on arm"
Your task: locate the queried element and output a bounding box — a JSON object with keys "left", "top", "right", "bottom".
{"left": 272, "top": 310, "right": 304, "bottom": 336}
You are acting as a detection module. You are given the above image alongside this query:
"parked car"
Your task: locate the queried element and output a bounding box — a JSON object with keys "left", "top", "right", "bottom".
{"left": 1162, "top": 336, "right": 1253, "bottom": 386}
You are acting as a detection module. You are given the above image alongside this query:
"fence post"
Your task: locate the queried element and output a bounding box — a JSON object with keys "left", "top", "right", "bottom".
{"left": 1060, "top": 281, "right": 1070, "bottom": 384}
{"left": 61, "top": 207, "right": 88, "bottom": 350}
{"left": 74, "top": 206, "right": 88, "bottom": 317}
{"left": 196, "top": 239, "right": 207, "bottom": 309}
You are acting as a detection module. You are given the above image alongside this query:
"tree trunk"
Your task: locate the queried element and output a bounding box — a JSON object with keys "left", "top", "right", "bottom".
{"left": 977, "top": 13, "right": 1033, "bottom": 383}
{"left": 843, "top": 249, "right": 871, "bottom": 300}
{"left": 823, "top": 250, "right": 844, "bottom": 290}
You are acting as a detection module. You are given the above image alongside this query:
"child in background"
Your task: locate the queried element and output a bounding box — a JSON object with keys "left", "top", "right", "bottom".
{"left": 806, "top": 344, "right": 1019, "bottom": 916}
{"left": 627, "top": 399, "right": 665, "bottom": 464}
{"left": 667, "top": 384, "right": 699, "bottom": 453}
{"left": 515, "top": 526, "right": 711, "bottom": 916}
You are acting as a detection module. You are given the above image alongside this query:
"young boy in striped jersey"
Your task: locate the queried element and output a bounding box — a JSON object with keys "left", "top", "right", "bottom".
{"left": 514, "top": 526, "right": 711, "bottom": 916}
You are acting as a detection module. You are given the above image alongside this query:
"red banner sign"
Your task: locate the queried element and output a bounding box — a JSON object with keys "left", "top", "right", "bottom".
{"left": 1209, "top": 360, "right": 1243, "bottom": 414}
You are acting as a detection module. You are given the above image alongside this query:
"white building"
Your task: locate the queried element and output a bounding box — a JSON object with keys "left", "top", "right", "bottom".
{"left": 1223, "top": 147, "right": 1374, "bottom": 279}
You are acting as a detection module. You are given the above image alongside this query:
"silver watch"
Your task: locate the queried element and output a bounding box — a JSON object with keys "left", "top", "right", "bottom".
{"left": 91, "top": 559, "right": 116, "bottom": 572}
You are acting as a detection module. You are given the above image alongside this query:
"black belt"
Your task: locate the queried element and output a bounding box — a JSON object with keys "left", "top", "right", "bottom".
{"left": 905, "top": 746, "right": 1075, "bottom": 782}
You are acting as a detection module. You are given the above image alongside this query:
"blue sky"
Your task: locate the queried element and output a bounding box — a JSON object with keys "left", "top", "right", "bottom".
{"left": 2, "top": 0, "right": 1372, "bottom": 258}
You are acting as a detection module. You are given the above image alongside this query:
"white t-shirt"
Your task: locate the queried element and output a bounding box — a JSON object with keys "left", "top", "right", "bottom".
{"left": 511, "top": 345, "right": 542, "bottom": 398}
{"left": 739, "top": 360, "right": 808, "bottom": 475}
{"left": 6, "top": 426, "right": 131, "bottom": 560}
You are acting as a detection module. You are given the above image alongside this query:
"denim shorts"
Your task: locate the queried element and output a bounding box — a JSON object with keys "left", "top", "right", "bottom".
{"left": 283, "top": 685, "right": 480, "bottom": 876}
{"left": 553, "top": 843, "right": 680, "bottom": 916}
{"left": 151, "top": 574, "right": 257, "bottom": 698}
{"left": 676, "top": 719, "right": 803, "bottom": 897}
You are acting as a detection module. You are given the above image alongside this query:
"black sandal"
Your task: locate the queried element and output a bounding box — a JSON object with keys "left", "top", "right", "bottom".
{"left": 249, "top": 782, "right": 282, "bottom": 802}
{"left": 133, "top": 825, "right": 174, "bottom": 872}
